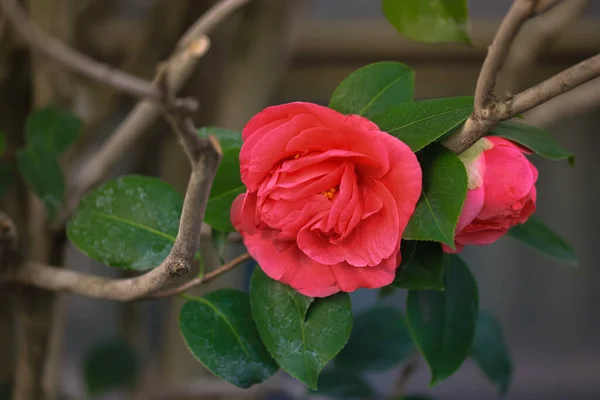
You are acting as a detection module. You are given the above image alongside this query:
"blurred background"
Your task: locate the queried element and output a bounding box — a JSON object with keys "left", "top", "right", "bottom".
{"left": 0, "top": 0, "right": 599, "bottom": 399}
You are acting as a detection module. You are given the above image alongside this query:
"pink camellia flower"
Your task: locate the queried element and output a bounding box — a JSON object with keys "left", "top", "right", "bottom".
{"left": 231, "top": 102, "right": 422, "bottom": 297}
{"left": 445, "top": 136, "right": 538, "bottom": 253}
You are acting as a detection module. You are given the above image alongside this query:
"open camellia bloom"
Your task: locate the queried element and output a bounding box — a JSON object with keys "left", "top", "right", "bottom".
{"left": 445, "top": 136, "right": 538, "bottom": 253}
{"left": 231, "top": 102, "right": 422, "bottom": 297}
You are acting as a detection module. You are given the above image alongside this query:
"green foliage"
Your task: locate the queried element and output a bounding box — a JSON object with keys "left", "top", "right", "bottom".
{"left": 490, "top": 121, "right": 574, "bottom": 165}
{"left": 0, "top": 381, "right": 11, "bottom": 400}
{"left": 0, "top": 132, "right": 5, "bottom": 157}
{"left": 407, "top": 255, "right": 478, "bottom": 385}
{"left": 371, "top": 96, "right": 474, "bottom": 152}
{"left": 67, "top": 176, "right": 183, "bottom": 271}
{"left": 403, "top": 144, "right": 468, "bottom": 249}
{"left": 329, "top": 62, "right": 414, "bottom": 118}
{"left": 0, "top": 164, "right": 15, "bottom": 198}
{"left": 179, "top": 290, "right": 278, "bottom": 388}
{"left": 17, "top": 148, "right": 64, "bottom": 219}
{"left": 211, "top": 229, "right": 227, "bottom": 264}
{"left": 25, "top": 106, "right": 83, "bottom": 154}
{"left": 204, "top": 147, "right": 244, "bottom": 232}
{"left": 312, "top": 370, "right": 374, "bottom": 400}
{"left": 401, "top": 396, "right": 437, "bottom": 400}
{"left": 17, "top": 107, "right": 82, "bottom": 219}
{"left": 382, "top": 0, "right": 472, "bottom": 45}
{"left": 335, "top": 305, "right": 414, "bottom": 373}
{"left": 249, "top": 268, "right": 352, "bottom": 389}
{"left": 509, "top": 215, "right": 578, "bottom": 266}
{"left": 471, "top": 311, "right": 513, "bottom": 395}
{"left": 197, "top": 126, "right": 243, "bottom": 150}
{"left": 83, "top": 340, "right": 139, "bottom": 397}
{"left": 392, "top": 240, "right": 444, "bottom": 290}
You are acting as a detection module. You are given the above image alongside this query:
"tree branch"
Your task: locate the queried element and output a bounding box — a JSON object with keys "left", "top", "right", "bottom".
{"left": 151, "top": 252, "right": 251, "bottom": 299}
{"left": 55, "top": 0, "right": 249, "bottom": 229}
{"left": 473, "top": 0, "right": 537, "bottom": 114}
{"left": 3, "top": 135, "right": 221, "bottom": 301}
{"left": 442, "top": 0, "right": 600, "bottom": 155}
{"left": 0, "top": 0, "right": 162, "bottom": 103}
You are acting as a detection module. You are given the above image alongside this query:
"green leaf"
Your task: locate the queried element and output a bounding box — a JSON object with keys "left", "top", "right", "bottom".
{"left": 335, "top": 305, "right": 414, "bottom": 373}
{"left": 249, "top": 268, "right": 352, "bottom": 389}
{"left": 67, "top": 175, "right": 183, "bottom": 271}
{"left": 204, "top": 147, "right": 244, "bottom": 232}
{"left": 83, "top": 340, "right": 139, "bottom": 397}
{"left": 471, "top": 311, "right": 513, "bottom": 395}
{"left": 382, "top": 0, "right": 472, "bottom": 45}
{"left": 508, "top": 215, "right": 578, "bottom": 266}
{"left": 393, "top": 241, "right": 444, "bottom": 290}
{"left": 197, "top": 127, "right": 243, "bottom": 151}
{"left": 329, "top": 61, "right": 414, "bottom": 118}
{"left": 17, "top": 147, "right": 64, "bottom": 219}
{"left": 25, "top": 106, "right": 82, "bottom": 154}
{"left": 371, "top": 97, "right": 473, "bottom": 152}
{"left": 403, "top": 144, "right": 468, "bottom": 248}
{"left": 407, "top": 255, "right": 478, "bottom": 385}
{"left": 311, "top": 370, "right": 374, "bottom": 400}
{"left": 211, "top": 229, "right": 227, "bottom": 264}
{"left": 180, "top": 290, "right": 278, "bottom": 388}
{"left": 490, "top": 121, "right": 574, "bottom": 165}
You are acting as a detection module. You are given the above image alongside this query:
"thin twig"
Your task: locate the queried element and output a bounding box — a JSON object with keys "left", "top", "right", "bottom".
{"left": 0, "top": 0, "right": 161, "bottom": 102}
{"left": 152, "top": 252, "right": 251, "bottom": 299}
{"left": 473, "top": 0, "right": 537, "bottom": 113}
{"left": 55, "top": 0, "right": 248, "bottom": 229}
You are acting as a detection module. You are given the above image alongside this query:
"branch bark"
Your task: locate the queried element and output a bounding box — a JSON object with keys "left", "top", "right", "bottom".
{"left": 0, "top": 0, "right": 162, "bottom": 102}
{"left": 56, "top": 0, "right": 249, "bottom": 229}
{"left": 442, "top": 0, "right": 600, "bottom": 155}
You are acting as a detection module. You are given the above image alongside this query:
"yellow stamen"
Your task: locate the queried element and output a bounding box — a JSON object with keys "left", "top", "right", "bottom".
{"left": 322, "top": 188, "right": 336, "bottom": 200}
{"left": 294, "top": 153, "right": 300, "bottom": 159}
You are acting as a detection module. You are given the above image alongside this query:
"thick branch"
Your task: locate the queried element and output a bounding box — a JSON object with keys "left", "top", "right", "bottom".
{"left": 56, "top": 0, "right": 248, "bottom": 229}
{"left": 4, "top": 138, "right": 221, "bottom": 301}
{"left": 473, "top": 0, "right": 536, "bottom": 113}
{"left": 0, "top": 0, "right": 160, "bottom": 102}
{"left": 152, "top": 252, "right": 251, "bottom": 299}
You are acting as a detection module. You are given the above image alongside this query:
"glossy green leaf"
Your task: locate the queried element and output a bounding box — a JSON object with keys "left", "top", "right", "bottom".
{"left": 403, "top": 144, "right": 468, "bottom": 248}
{"left": 329, "top": 62, "right": 414, "bottom": 118}
{"left": 311, "top": 370, "right": 374, "bottom": 400}
{"left": 83, "top": 340, "right": 139, "bottom": 397}
{"left": 335, "top": 305, "right": 414, "bottom": 373}
{"left": 407, "top": 255, "right": 478, "bottom": 385}
{"left": 490, "top": 121, "right": 574, "bottom": 165}
{"left": 180, "top": 290, "right": 278, "bottom": 388}
{"left": 372, "top": 97, "right": 473, "bottom": 152}
{"left": 204, "top": 147, "right": 244, "bottom": 232}
{"left": 67, "top": 175, "right": 183, "bottom": 271}
{"left": 382, "top": 0, "right": 472, "bottom": 45}
{"left": 25, "top": 106, "right": 82, "bottom": 154}
{"left": 250, "top": 268, "right": 352, "bottom": 389}
{"left": 197, "top": 127, "right": 243, "bottom": 150}
{"left": 393, "top": 241, "right": 444, "bottom": 290}
{"left": 471, "top": 311, "right": 513, "bottom": 395}
{"left": 17, "top": 147, "right": 64, "bottom": 219}
{"left": 508, "top": 215, "right": 577, "bottom": 266}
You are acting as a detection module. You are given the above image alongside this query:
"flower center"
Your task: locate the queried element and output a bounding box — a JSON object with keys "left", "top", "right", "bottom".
{"left": 322, "top": 187, "right": 336, "bottom": 200}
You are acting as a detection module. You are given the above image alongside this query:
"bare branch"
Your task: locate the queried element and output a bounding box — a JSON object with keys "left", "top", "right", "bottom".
{"left": 511, "top": 53, "right": 600, "bottom": 115}
{"left": 3, "top": 137, "right": 221, "bottom": 301}
{"left": 0, "top": 0, "right": 160, "bottom": 102}
{"left": 56, "top": 0, "right": 248, "bottom": 229}
{"left": 152, "top": 252, "right": 251, "bottom": 299}
{"left": 474, "top": 0, "right": 536, "bottom": 113}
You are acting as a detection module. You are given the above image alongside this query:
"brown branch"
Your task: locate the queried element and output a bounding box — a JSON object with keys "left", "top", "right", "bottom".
{"left": 473, "top": 0, "right": 537, "bottom": 114}
{"left": 3, "top": 136, "right": 221, "bottom": 301}
{"left": 152, "top": 252, "right": 251, "bottom": 299}
{"left": 55, "top": 0, "right": 248, "bottom": 229}
{"left": 443, "top": 0, "right": 599, "bottom": 155}
{"left": 0, "top": 0, "right": 161, "bottom": 102}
